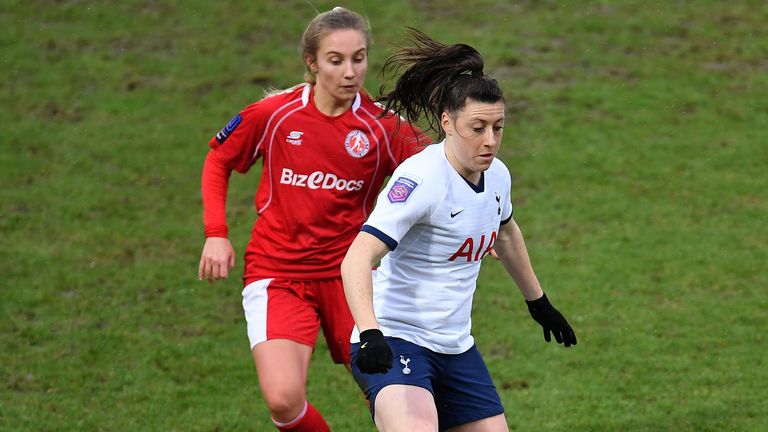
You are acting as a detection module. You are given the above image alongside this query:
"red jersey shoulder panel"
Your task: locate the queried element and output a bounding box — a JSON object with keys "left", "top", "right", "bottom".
{"left": 207, "top": 84, "right": 308, "bottom": 173}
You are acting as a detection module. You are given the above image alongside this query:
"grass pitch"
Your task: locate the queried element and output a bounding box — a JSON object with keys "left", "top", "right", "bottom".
{"left": 1, "top": 1, "right": 766, "bottom": 430}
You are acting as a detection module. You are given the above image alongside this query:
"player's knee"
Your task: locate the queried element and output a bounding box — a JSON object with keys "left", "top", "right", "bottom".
{"left": 262, "top": 388, "right": 305, "bottom": 420}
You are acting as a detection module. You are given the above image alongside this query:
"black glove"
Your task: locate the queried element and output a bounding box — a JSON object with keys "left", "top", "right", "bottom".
{"left": 526, "top": 293, "right": 577, "bottom": 347}
{"left": 355, "top": 329, "right": 393, "bottom": 374}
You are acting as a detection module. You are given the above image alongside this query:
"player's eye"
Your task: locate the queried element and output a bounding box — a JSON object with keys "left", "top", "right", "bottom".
{"left": 473, "top": 127, "right": 485, "bottom": 134}
{"left": 493, "top": 125, "right": 504, "bottom": 132}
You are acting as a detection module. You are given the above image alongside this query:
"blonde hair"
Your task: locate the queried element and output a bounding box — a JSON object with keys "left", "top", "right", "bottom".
{"left": 299, "top": 7, "right": 372, "bottom": 84}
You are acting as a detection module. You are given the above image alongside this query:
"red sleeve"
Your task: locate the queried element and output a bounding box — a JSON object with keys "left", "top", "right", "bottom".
{"left": 201, "top": 150, "right": 232, "bottom": 238}
{"left": 201, "top": 100, "right": 271, "bottom": 237}
{"left": 207, "top": 103, "right": 266, "bottom": 173}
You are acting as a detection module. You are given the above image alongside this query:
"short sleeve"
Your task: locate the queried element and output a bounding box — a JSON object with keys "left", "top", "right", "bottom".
{"left": 499, "top": 164, "right": 514, "bottom": 225}
{"left": 500, "top": 197, "right": 513, "bottom": 225}
{"left": 362, "top": 169, "right": 439, "bottom": 250}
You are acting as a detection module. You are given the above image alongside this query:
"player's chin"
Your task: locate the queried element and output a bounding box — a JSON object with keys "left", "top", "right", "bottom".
{"left": 338, "top": 85, "right": 359, "bottom": 96}
{"left": 475, "top": 157, "right": 494, "bottom": 171}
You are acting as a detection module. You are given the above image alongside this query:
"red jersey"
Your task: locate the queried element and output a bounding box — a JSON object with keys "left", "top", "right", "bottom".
{"left": 203, "top": 83, "right": 428, "bottom": 283}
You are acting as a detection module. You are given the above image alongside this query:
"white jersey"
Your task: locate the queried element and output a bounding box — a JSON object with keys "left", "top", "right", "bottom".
{"left": 351, "top": 141, "right": 513, "bottom": 354}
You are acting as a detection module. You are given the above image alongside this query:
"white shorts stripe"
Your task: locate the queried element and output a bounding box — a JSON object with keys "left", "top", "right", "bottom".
{"left": 242, "top": 278, "right": 273, "bottom": 349}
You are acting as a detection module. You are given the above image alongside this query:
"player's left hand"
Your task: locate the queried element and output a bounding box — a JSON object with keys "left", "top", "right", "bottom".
{"left": 356, "top": 329, "right": 393, "bottom": 374}
{"left": 526, "top": 293, "right": 577, "bottom": 347}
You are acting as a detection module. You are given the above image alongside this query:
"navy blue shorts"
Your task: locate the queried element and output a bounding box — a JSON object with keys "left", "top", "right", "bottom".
{"left": 350, "top": 337, "right": 505, "bottom": 430}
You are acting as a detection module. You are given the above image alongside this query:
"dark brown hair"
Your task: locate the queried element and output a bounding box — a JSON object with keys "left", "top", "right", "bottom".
{"left": 379, "top": 28, "right": 504, "bottom": 138}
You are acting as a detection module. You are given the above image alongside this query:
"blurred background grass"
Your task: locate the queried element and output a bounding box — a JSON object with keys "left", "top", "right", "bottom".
{"left": 1, "top": 0, "right": 766, "bottom": 430}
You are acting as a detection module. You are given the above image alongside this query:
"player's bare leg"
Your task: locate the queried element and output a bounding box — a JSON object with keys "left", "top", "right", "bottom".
{"left": 252, "top": 339, "right": 313, "bottom": 423}
{"left": 373, "top": 384, "right": 438, "bottom": 432}
{"left": 446, "top": 414, "right": 508, "bottom": 432}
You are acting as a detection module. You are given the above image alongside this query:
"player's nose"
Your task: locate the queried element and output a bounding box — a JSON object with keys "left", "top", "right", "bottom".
{"left": 484, "top": 129, "right": 499, "bottom": 147}
{"left": 343, "top": 61, "right": 356, "bottom": 79}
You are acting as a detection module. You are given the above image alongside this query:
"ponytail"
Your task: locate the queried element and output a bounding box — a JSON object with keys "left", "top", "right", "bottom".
{"left": 379, "top": 27, "right": 504, "bottom": 138}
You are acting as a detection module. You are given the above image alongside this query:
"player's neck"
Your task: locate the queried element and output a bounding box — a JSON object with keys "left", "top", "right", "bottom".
{"left": 444, "top": 144, "right": 482, "bottom": 185}
{"left": 313, "top": 85, "right": 353, "bottom": 117}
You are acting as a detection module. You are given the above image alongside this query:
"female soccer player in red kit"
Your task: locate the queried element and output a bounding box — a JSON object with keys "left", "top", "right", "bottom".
{"left": 197, "top": 7, "right": 427, "bottom": 432}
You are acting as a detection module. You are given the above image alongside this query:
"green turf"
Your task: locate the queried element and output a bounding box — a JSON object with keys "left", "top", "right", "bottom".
{"left": 2, "top": 0, "right": 766, "bottom": 430}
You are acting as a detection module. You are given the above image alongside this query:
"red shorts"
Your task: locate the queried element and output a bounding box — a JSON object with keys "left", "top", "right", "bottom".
{"left": 241, "top": 277, "right": 353, "bottom": 364}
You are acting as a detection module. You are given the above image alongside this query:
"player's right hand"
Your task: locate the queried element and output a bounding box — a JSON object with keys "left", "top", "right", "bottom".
{"left": 356, "top": 329, "right": 393, "bottom": 374}
{"left": 526, "top": 292, "right": 577, "bottom": 347}
{"left": 198, "top": 237, "right": 236, "bottom": 283}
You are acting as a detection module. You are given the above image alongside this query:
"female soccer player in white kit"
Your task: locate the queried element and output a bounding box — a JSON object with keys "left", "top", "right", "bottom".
{"left": 341, "top": 29, "right": 577, "bottom": 431}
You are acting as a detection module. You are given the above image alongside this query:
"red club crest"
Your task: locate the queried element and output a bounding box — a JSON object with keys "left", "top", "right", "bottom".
{"left": 345, "top": 130, "right": 370, "bottom": 158}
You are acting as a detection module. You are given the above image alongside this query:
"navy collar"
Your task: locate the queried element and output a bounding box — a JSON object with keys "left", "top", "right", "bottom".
{"left": 461, "top": 171, "right": 484, "bottom": 193}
